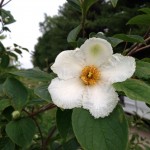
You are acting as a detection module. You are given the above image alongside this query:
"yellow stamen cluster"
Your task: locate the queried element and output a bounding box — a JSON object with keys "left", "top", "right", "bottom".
{"left": 80, "top": 65, "right": 100, "bottom": 85}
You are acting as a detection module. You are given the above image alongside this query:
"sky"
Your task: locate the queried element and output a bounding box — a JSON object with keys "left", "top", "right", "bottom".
{"left": 3, "top": 0, "right": 66, "bottom": 68}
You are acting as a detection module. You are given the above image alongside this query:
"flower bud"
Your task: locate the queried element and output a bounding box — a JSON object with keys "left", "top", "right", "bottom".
{"left": 12, "top": 110, "right": 20, "bottom": 120}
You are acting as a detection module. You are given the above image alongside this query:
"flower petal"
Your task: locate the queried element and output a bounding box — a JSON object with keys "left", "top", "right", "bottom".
{"left": 101, "top": 54, "right": 136, "bottom": 84}
{"left": 51, "top": 49, "right": 85, "bottom": 80}
{"left": 48, "top": 77, "right": 85, "bottom": 109}
{"left": 82, "top": 84, "right": 119, "bottom": 118}
{"left": 80, "top": 37, "right": 113, "bottom": 66}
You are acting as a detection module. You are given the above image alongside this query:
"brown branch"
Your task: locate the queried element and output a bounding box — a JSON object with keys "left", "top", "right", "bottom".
{"left": 135, "top": 44, "right": 150, "bottom": 53}
{"left": 127, "top": 36, "right": 150, "bottom": 56}
{"left": 29, "top": 103, "right": 56, "bottom": 117}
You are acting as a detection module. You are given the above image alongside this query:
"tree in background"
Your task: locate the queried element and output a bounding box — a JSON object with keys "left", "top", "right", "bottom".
{"left": 33, "top": 0, "right": 150, "bottom": 71}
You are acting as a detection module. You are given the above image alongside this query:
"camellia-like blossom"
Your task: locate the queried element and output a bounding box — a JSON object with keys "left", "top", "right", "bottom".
{"left": 48, "top": 37, "right": 135, "bottom": 118}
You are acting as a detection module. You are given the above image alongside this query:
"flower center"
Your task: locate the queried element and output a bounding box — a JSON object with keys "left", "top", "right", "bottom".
{"left": 80, "top": 65, "right": 100, "bottom": 85}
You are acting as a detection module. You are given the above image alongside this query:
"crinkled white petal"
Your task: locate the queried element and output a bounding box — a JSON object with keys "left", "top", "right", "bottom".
{"left": 51, "top": 49, "right": 85, "bottom": 80}
{"left": 80, "top": 37, "right": 113, "bottom": 66}
{"left": 82, "top": 83, "right": 119, "bottom": 118}
{"left": 48, "top": 77, "right": 85, "bottom": 109}
{"left": 100, "top": 53, "right": 136, "bottom": 84}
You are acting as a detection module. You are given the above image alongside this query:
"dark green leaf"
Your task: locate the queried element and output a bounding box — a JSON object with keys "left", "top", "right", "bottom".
{"left": 113, "top": 34, "right": 145, "bottom": 43}
{"left": 0, "top": 9, "right": 15, "bottom": 25}
{"left": 108, "top": 37, "right": 123, "bottom": 47}
{"left": 67, "top": 0, "right": 81, "bottom": 12}
{"left": 0, "top": 42, "right": 5, "bottom": 52}
{"left": 0, "top": 99, "right": 10, "bottom": 111}
{"left": 14, "top": 48, "right": 22, "bottom": 54}
{"left": 3, "top": 78, "right": 28, "bottom": 109}
{"left": 0, "top": 54, "right": 10, "bottom": 68}
{"left": 56, "top": 109, "right": 72, "bottom": 140}
{"left": 139, "top": 8, "right": 150, "bottom": 14}
{"left": 63, "top": 138, "right": 80, "bottom": 150}
{"left": 0, "top": 84, "right": 4, "bottom": 96}
{"left": 34, "top": 84, "right": 51, "bottom": 102}
{"left": 6, "top": 118, "right": 36, "bottom": 147}
{"left": 10, "top": 68, "right": 54, "bottom": 81}
{"left": 82, "top": 0, "right": 98, "bottom": 14}
{"left": 127, "top": 14, "right": 150, "bottom": 25}
{"left": 6, "top": 51, "right": 18, "bottom": 61}
{"left": 0, "top": 137, "right": 15, "bottom": 150}
{"left": 72, "top": 105, "right": 128, "bottom": 150}
{"left": 135, "top": 61, "right": 150, "bottom": 79}
{"left": 21, "top": 47, "right": 29, "bottom": 52}
{"left": 113, "top": 79, "right": 150, "bottom": 104}
{"left": 3, "top": 27, "right": 11, "bottom": 32}
{"left": 67, "top": 25, "right": 81, "bottom": 43}
{"left": 141, "top": 58, "right": 150, "bottom": 63}
{"left": 110, "top": 0, "right": 118, "bottom": 7}
{"left": 2, "top": 106, "right": 14, "bottom": 121}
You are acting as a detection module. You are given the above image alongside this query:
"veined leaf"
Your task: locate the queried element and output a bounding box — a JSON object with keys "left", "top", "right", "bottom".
{"left": 72, "top": 105, "right": 128, "bottom": 150}
{"left": 3, "top": 78, "right": 28, "bottom": 109}
{"left": 113, "top": 79, "right": 150, "bottom": 104}
{"left": 10, "top": 68, "right": 54, "bottom": 81}
{"left": 72, "top": 106, "right": 128, "bottom": 150}
{"left": 113, "top": 34, "right": 145, "bottom": 43}
{"left": 135, "top": 61, "right": 150, "bottom": 79}
{"left": 34, "top": 84, "right": 51, "bottom": 102}
{"left": 67, "top": 25, "right": 82, "bottom": 43}
{"left": 127, "top": 14, "right": 150, "bottom": 25}
{"left": 6, "top": 118, "right": 36, "bottom": 147}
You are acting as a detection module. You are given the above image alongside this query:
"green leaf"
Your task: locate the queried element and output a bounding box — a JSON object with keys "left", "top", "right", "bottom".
{"left": 82, "top": 0, "right": 98, "bottom": 14}
{"left": 67, "top": 25, "right": 82, "bottom": 43}
{"left": 0, "top": 137, "right": 15, "bottom": 150}
{"left": 3, "top": 78, "right": 28, "bottom": 109}
{"left": 14, "top": 48, "right": 22, "bottom": 54}
{"left": 110, "top": 0, "right": 118, "bottom": 7}
{"left": 72, "top": 105, "right": 128, "bottom": 150}
{"left": 0, "top": 41, "right": 5, "bottom": 52}
{"left": 63, "top": 138, "right": 80, "bottom": 150}
{"left": 135, "top": 61, "right": 150, "bottom": 79}
{"left": 0, "top": 54, "right": 10, "bottom": 68}
{"left": 56, "top": 109, "right": 72, "bottom": 140}
{"left": 141, "top": 58, "right": 150, "bottom": 63}
{"left": 0, "top": 99, "right": 10, "bottom": 111}
{"left": 127, "top": 14, "right": 150, "bottom": 25}
{"left": 6, "top": 51, "right": 18, "bottom": 61}
{"left": 10, "top": 68, "right": 54, "bottom": 81}
{"left": 0, "top": 84, "right": 4, "bottom": 96}
{"left": 6, "top": 118, "right": 36, "bottom": 147}
{"left": 139, "top": 8, "right": 150, "bottom": 14}
{"left": 0, "top": 9, "right": 15, "bottom": 25}
{"left": 67, "top": 0, "right": 81, "bottom": 12}
{"left": 113, "top": 79, "right": 150, "bottom": 104}
{"left": 113, "top": 34, "right": 145, "bottom": 43}
{"left": 108, "top": 37, "right": 123, "bottom": 47}
{"left": 34, "top": 84, "right": 51, "bottom": 102}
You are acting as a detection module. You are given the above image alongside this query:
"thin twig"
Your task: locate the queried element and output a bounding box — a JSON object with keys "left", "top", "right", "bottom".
{"left": 42, "top": 126, "right": 57, "bottom": 150}
{"left": 2, "top": 0, "right": 12, "bottom": 7}
{"left": 23, "top": 109, "right": 44, "bottom": 147}
{"left": 29, "top": 103, "right": 56, "bottom": 117}
{"left": 0, "top": 0, "right": 5, "bottom": 7}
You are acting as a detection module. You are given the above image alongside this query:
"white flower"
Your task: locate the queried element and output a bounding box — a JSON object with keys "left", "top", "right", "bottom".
{"left": 48, "top": 38, "right": 136, "bottom": 118}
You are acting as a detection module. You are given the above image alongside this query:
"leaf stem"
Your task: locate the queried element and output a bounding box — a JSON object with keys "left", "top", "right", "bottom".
{"left": 42, "top": 126, "right": 57, "bottom": 150}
